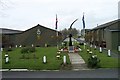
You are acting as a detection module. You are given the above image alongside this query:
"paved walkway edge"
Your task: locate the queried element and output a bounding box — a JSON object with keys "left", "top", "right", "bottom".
{"left": 68, "top": 53, "right": 88, "bottom": 70}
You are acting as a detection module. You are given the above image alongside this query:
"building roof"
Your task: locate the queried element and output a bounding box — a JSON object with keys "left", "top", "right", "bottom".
{"left": 23, "top": 24, "right": 57, "bottom": 33}
{"left": 0, "top": 28, "right": 22, "bottom": 34}
{"left": 92, "top": 19, "right": 120, "bottom": 30}
{"left": 0, "top": 24, "right": 61, "bottom": 35}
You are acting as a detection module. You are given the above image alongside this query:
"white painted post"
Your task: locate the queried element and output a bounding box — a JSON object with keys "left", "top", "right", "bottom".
{"left": 43, "top": 56, "right": 47, "bottom": 63}
{"left": 19, "top": 45, "right": 22, "bottom": 48}
{"left": 108, "top": 49, "right": 111, "bottom": 57}
{"left": 16, "top": 45, "right": 18, "bottom": 48}
{"left": 90, "top": 44, "right": 92, "bottom": 48}
{"left": 5, "top": 56, "right": 9, "bottom": 63}
{"left": 87, "top": 49, "right": 90, "bottom": 53}
{"left": 94, "top": 45, "right": 96, "bottom": 50}
{"left": 79, "top": 48, "right": 82, "bottom": 51}
{"left": 9, "top": 46, "right": 11, "bottom": 48}
{"left": 1, "top": 48, "right": 3, "bottom": 51}
{"left": 63, "top": 56, "right": 66, "bottom": 64}
{"left": 5, "top": 54, "right": 9, "bottom": 63}
{"left": 99, "top": 47, "right": 102, "bottom": 53}
{"left": 118, "top": 46, "right": 120, "bottom": 51}
{"left": 32, "top": 44, "right": 34, "bottom": 47}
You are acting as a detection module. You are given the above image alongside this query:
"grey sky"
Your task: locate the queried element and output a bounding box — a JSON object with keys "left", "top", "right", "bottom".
{"left": 0, "top": 0, "right": 119, "bottom": 31}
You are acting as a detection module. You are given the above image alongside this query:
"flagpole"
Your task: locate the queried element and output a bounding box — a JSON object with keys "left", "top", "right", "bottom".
{"left": 82, "top": 12, "right": 86, "bottom": 50}
{"left": 82, "top": 12, "right": 85, "bottom": 41}
{"left": 55, "top": 14, "right": 58, "bottom": 49}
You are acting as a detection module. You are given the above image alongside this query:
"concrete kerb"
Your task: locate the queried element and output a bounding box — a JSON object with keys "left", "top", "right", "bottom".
{"left": 0, "top": 69, "right": 60, "bottom": 72}
{"left": 1, "top": 68, "right": 94, "bottom": 71}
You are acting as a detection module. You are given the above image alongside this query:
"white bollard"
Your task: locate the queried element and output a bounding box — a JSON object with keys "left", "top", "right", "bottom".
{"left": 61, "top": 49, "right": 63, "bottom": 52}
{"left": 87, "top": 49, "right": 89, "bottom": 52}
{"left": 63, "top": 56, "right": 66, "bottom": 64}
{"left": 1, "top": 48, "right": 3, "bottom": 51}
{"left": 5, "top": 56, "right": 9, "bottom": 63}
{"left": 5, "top": 54, "right": 9, "bottom": 63}
{"left": 108, "top": 50, "right": 111, "bottom": 57}
{"left": 32, "top": 44, "right": 34, "bottom": 47}
{"left": 99, "top": 47, "right": 102, "bottom": 53}
{"left": 79, "top": 48, "right": 82, "bottom": 51}
{"left": 118, "top": 46, "right": 120, "bottom": 51}
{"left": 19, "top": 45, "right": 22, "bottom": 48}
{"left": 43, "top": 56, "right": 47, "bottom": 63}
{"left": 94, "top": 45, "right": 96, "bottom": 50}
{"left": 15, "top": 45, "right": 17, "bottom": 48}
{"left": 90, "top": 44, "right": 92, "bottom": 48}
{"left": 9, "top": 46, "right": 11, "bottom": 48}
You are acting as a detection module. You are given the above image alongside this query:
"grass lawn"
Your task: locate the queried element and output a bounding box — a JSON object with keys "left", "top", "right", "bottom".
{"left": 2, "top": 47, "right": 71, "bottom": 70}
{"left": 79, "top": 45, "right": 119, "bottom": 68}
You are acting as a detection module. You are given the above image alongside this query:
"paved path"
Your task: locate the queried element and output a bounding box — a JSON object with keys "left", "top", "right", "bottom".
{"left": 68, "top": 53, "right": 88, "bottom": 70}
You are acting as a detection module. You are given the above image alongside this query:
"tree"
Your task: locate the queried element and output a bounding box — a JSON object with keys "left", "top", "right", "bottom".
{"left": 60, "top": 28, "right": 79, "bottom": 38}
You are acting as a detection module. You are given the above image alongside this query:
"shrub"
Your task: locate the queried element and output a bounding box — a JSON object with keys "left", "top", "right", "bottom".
{"left": 21, "top": 47, "right": 36, "bottom": 53}
{"left": 29, "top": 47, "right": 35, "bottom": 53}
{"left": 88, "top": 55, "right": 100, "bottom": 68}
{"left": 21, "top": 47, "right": 29, "bottom": 53}
{"left": 21, "top": 47, "right": 36, "bottom": 59}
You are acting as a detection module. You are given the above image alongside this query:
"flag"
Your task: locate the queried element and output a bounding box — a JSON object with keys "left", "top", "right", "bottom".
{"left": 82, "top": 14, "right": 85, "bottom": 29}
{"left": 55, "top": 14, "right": 58, "bottom": 29}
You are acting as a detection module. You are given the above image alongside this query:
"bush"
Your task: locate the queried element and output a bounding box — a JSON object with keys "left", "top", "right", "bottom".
{"left": 29, "top": 47, "right": 35, "bottom": 53}
{"left": 21, "top": 47, "right": 36, "bottom": 53}
{"left": 88, "top": 55, "right": 100, "bottom": 68}
{"left": 21, "top": 47, "right": 36, "bottom": 59}
{"left": 21, "top": 47, "right": 29, "bottom": 53}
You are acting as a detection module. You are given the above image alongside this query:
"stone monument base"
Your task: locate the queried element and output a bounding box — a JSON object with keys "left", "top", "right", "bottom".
{"left": 68, "top": 46, "right": 74, "bottom": 53}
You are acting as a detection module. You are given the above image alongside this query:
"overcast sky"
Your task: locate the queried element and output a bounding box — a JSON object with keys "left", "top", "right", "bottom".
{"left": 0, "top": 0, "right": 119, "bottom": 31}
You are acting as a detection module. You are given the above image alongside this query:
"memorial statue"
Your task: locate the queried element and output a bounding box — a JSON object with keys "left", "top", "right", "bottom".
{"left": 69, "top": 19, "right": 78, "bottom": 46}
{"left": 68, "top": 19, "right": 78, "bottom": 52}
